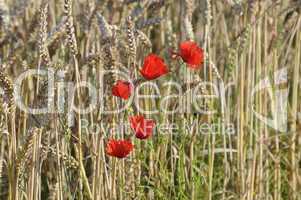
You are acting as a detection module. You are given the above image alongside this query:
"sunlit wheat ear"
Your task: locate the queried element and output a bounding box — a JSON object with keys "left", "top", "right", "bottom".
{"left": 39, "top": 130, "right": 52, "bottom": 162}
{"left": 102, "top": 45, "right": 117, "bottom": 87}
{"left": 98, "top": 17, "right": 118, "bottom": 83}
{"left": 183, "top": 0, "right": 194, "bottom": 40}
{"left": 226, "top": 23, "right": 252, "bottom": 74}
{"left": 126, "top": 16, "right": 137, "bottom": 60}
{"left": 227, "top": 46, "right": 237, "bottom": 73}
{"left": 0, "top": 66, "right": 14, "bottom": 111}
{"left": 135, "top": 30, "right": 152, "bottom": 49}
{"left": 62, "top": 119, "right": 72, "bottom": 138}
{"left": 96, "top": 13, "right": 112, "bottom": 43}
{"left": 46, "top": 16, "right": 67, "bottom": 46}
{"left": 38, "top": 2, "right": 51, "bottom": 68}
{"left": 16, "top": 128, "right": 40, "bottom": 170}
{"left": 48, "top": 148, "right": 79, "bottom": 170}
{"left": 238, "top": 24, "right": 251, "bottom": 52}
{"left": 16, "top": 128, "right": 41, "bottom": 186}
{"left": 166, "top": 19, "right": 178, "bottom": 50}
{"left": 86, "top": 1, "right": 103, "bottom": 30}
{"left": 85, "top": 53, "right": 102, "bottom": 66}
{"left": 34, "top": 69, "right": 55, "bottom": 120}
{"left": 64, "top": 0, "right": 78, "bottom": 56}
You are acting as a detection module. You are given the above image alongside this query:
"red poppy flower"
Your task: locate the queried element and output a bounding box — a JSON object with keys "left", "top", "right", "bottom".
{"left": 140, "top": 54, "right": 169, "bottom": 80}
{"left": 106, "top": 139, "right": 134, "bottom": 158}
{"left": 112, "top": 80, "right": 132, "bottom": 100}
{"left": 130, "top": 115, "right": 155, "bottom": 139}
{"left": 179, "top": 41, "right": 204, "bottom": 69}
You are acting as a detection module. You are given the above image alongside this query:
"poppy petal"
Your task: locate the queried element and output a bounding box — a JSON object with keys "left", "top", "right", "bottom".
{"left": 130, "top": 115, "right": 155, "bottom": 139}
{"left": 106, "top": 139, "right": 134, "bottom": 158}
{"left": 179, "top": 41, "right": 204, "bottom": 68}
{"left": 112, "top": 80, "right": 132, "bottom": 100}
{"left": 140, "top": 54, "right": 169, "bottom": 80}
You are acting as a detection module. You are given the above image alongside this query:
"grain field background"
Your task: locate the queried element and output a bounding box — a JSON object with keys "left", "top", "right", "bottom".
{"left": 0, "top": 0, "right": 300, "bottom": 199}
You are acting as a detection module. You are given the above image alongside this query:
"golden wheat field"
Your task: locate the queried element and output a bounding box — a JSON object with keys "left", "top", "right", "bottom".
{"left": 0, "top": 0, "right": 300, "bottom": 199}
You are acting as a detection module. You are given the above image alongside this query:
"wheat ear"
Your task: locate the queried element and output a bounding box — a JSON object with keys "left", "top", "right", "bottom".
{"left": 0, "top": 66, "right": 14, "bottom": 111}
{"left": 38, "top": 2, "right": 51, "bottom": 68}
{"left": 64, "top": 0, "right": 78, "bottom": 56}
{"left": 126, "top": 16, "right": 137, "bottom": 60}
